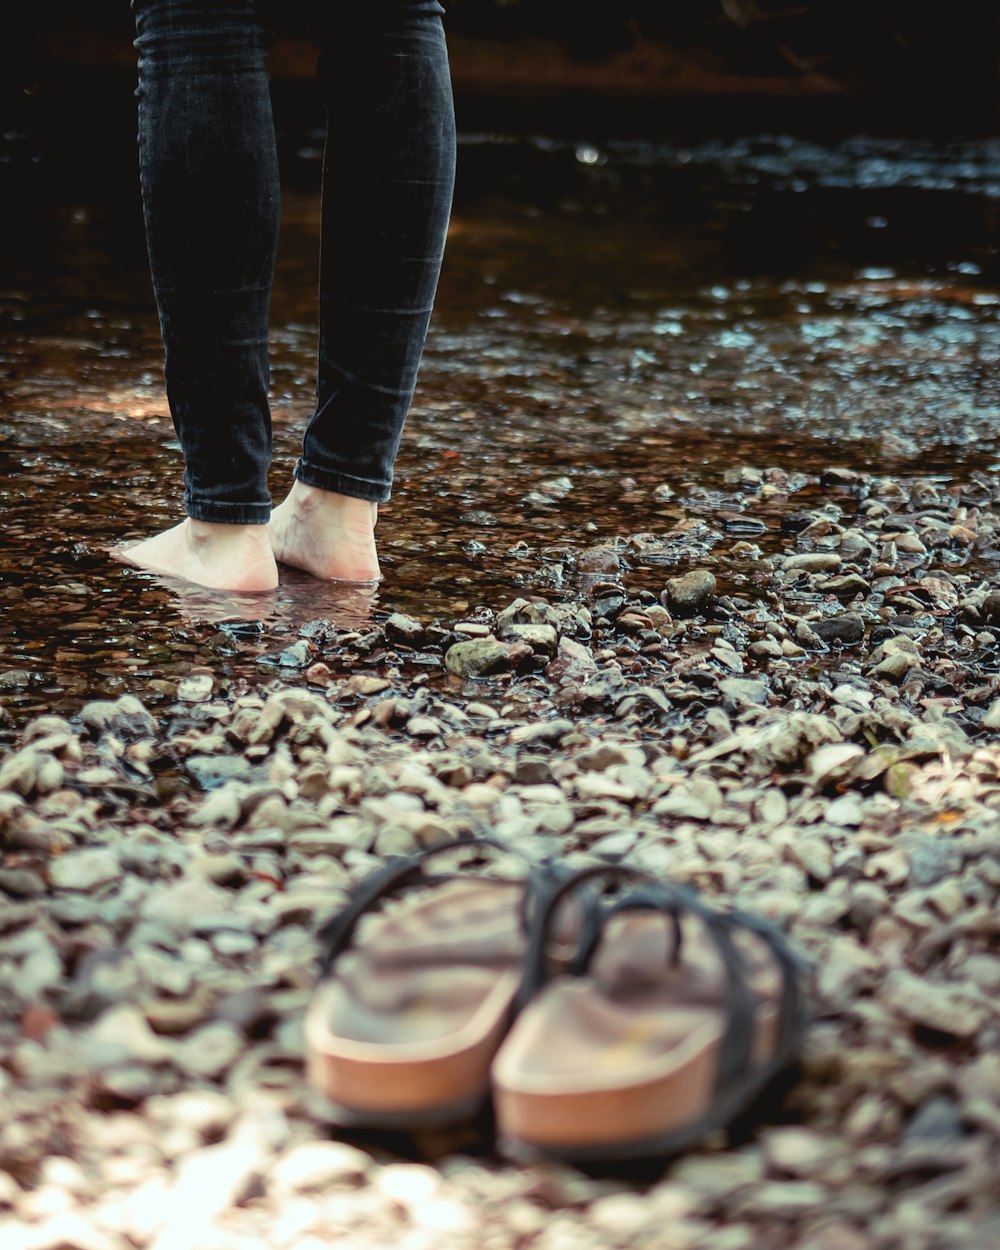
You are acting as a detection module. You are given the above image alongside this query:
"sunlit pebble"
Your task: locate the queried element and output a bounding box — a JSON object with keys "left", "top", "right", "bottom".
{"left": 375, "top": 1163, "right": 441, "bottom": 1207}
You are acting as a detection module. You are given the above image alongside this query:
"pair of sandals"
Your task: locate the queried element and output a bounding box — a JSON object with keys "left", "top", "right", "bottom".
{"left": 305, "top": 839, "right": 807, "bottom": 1162}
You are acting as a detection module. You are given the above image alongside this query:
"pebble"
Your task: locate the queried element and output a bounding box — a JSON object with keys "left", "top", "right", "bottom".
{"left": 80, "top": 695, "right": 158, "bottom": 741}
{"left": 176, "top": 674, "right": 214, "bottom": 703}
{"left": 444, "top": 638, "right": 516, "bottom": 677}
{"left": 761, "top": 1127, "right": 836, "bottom": 1178}
{"left": 661, "top": 569, "right": 717, "bottom": 617}
{"left": 783, "top": 553, "right": 842, "bottom": 573}
{"left": 49, "top": 848, "right": 120, "bottom": 892}
{"left": 269, "top": 1141, "right": 371, "bottom": 1192}
{"left": 384, "top": 613, "right": 425, "bottom": 646}
{"left": 811, "top": 613, "right": 866, "bottom": 644}
{"left": 881, "top": 971, "right": 987, "bottom": 1038}
{"left": 174, "top": 1023, "right": 244, "bottom": 1080}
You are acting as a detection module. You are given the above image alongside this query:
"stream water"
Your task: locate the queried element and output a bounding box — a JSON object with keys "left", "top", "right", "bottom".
{"left": 2, "top": 127, "right": 1000, "bottom": 721}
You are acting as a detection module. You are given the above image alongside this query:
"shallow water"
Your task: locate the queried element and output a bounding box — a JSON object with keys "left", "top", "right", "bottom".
{"left": 2, "top": 132, "right": 1000, "bottom": 720}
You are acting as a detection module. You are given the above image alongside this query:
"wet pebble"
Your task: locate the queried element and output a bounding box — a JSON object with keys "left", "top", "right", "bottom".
{"left": 661, "top": 569, "right": 717, "bottom": 617}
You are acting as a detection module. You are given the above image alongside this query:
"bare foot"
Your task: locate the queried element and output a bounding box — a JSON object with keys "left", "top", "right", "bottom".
{"left": 269, "top": 481, "right": 381, "bottom": 582}
{"left": 113, "top": 519, "right": 279, "bottom": 592}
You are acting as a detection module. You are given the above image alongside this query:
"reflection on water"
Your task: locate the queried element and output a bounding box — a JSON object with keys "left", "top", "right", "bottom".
{"left": 2, "top": 133, "right": 999, "bottom": 719}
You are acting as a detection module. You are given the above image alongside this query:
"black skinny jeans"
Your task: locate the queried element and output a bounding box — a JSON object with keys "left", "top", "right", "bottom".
{"left": 132, "top": 0, "right": 456, "bottom": 523}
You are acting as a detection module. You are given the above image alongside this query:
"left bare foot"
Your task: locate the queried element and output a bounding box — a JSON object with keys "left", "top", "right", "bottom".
{"left": 113, "top": 518, "right": 279, "bottom": 592}
{"left": 268, "top": 481, "right": 381, "bottom": 582}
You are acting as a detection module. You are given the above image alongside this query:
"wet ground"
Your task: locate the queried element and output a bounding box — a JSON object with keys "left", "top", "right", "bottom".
{"left": 3, "top": 123, "right": 1000, "bottom": 1250}
{"left": 2, "top": 131, "right": 1000, "bottom": 722}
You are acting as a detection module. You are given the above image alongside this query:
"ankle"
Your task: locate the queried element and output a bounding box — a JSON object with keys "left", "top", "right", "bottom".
{"left": 289, "top": 482, "right": 377, "bottom": 525}
{"left": 187, "top": 519, "right": 269, "bottom": 543}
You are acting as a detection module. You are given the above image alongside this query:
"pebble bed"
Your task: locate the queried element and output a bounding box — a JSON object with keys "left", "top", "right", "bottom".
{"left": 1, "top": 466, "right": 999, "bottom": 1250}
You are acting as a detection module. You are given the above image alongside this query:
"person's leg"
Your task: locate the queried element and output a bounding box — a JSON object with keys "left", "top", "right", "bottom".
{"left": 269, "top": 0, "right": 456, "bottom": 581}
{"left": 123, "top": 0, "right": 279, "bottom": 591}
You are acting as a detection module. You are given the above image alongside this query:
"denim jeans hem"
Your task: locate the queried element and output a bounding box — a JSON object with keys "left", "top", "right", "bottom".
{"left": 186, "top": 497, "right": 272, "bottom": 525}
{"left": 294, "top": 461, "right": 390, "bottom": 504}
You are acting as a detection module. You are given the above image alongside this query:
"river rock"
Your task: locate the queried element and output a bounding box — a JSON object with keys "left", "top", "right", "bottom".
{"left": 882, "top": 971, "right": 987, "bottom": 1038}
{"left": 783, "top": 553, "right": 841, "bottom": 574}
{"left": 80, "top": 695, "right": 158, "bottom": 742}
{"left": 811, "top": 613, "right": 865, "bottom": 644}
{"left": 269, "top": 1141, "right": 371, "bottom": 1193}
{"left": 661, "top": 569, "right": 717, "bottom": 617}
{"left": 384, "top": 613, "right": 425, "bottom": 646}
{"left": 49, "top": 848, "right": 120, "bottom": 892}
{"left": 445, "top": 638, "right": 518, "bottom": 677}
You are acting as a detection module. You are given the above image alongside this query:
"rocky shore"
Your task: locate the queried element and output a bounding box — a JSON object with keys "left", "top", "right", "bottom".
{"left": 1, "top": 465, "right": 999, "bottom": 1249}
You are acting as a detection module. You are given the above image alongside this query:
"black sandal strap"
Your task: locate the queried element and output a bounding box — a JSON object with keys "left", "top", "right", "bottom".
{"left": 571, "top": 883, "right": 684, "bottom": 976}
{"left": 316, "top": 836, "right": 513, "bottom": 978}
{"left": 515, "top": 862, "right": 658, "bottom": 1011}
{"left": 672, "top": 887, "right": 805, "bottom": 1090}
{"left": 515, "top": 861, "right": 802, "bottom": 1099}
{"left": 569, "top": 881, "right": 757, "bottom": 1093}
{"left": 723, "top": 905, "right": 809, "bottom": 1066}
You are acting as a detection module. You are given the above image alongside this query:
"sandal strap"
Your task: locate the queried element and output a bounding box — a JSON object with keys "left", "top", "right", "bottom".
{"left": 515, "top": 861, "right": 803, "bottom": 1097}
{"left": 569, "top": 881, "right": 757, "bottom": 1093}
{"left": 316, "top": 837, "right": 566, "bottom": 979}
{"left": 515, "top": 861, "right": 657, "bottom": 1011}
{"left": 721, "top": 904, "right": 809, "bottom": 1070}
{"left": 571, "top": 883, "right": 684, "bottom": 976}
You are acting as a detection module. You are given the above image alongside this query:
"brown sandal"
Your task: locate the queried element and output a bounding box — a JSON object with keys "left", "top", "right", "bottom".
{"left": 305, "top": 839, "right": 578, "bottom": 1129}
{"left": 492, "top": 865, "right": 807, "bottom": 1161}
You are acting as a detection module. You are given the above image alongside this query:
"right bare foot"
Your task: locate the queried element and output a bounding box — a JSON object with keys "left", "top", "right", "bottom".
{"left": 112, "top": 518, "right": 279, "bottom": 592}
{"left": 268, "top": 481, "right": 381, "bottom": 582}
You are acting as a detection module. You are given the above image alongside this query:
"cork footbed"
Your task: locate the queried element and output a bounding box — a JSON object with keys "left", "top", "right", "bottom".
{"left": 307, "top": 875, "right": 579, "bottom": 1126}
{"left": 492, "top": 908, "right": 788, "bottom": 1158}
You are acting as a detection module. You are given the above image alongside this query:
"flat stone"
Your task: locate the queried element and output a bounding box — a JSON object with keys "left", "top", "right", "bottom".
{"left": 739, "top": 1180, "right": 829, "bottom": 1217}
{"left": 84, "top": 1004, "right": 170, "bottom": 1066}
{"left": 80, "top": 695, "right": 157, "bottom": 742}
{"left": 269, "top": 1141, "right": 371, "bottom": 1192}
{"left": 906, "top": 838, "right": 960, "bottom": 888}
{"left": 903, "top": 1095, "right": 965, "bottom": 1143}
{"left": 783, "top": 552, "right": 842, "bottom": 574}
{"left": 185, "top": 755, "right": 252, "bottom": 789}
{"left": 0, "top": 868, "right": 46, "bottom": 898}
{"left": 818, "top": 574, "right": 871, "bottom": 596}
{"left": 577, "top": 546, "right": 622, "bottom": 574}
{"left": 882, "top": 970, "right": 987, "bottom": 1038}
{"left": 825, "top": 792, "right": 864, "bottom": 827}
{"left": 719, "top": 677, "right": 769, "bottom": 707}
{"left": 981, "top": 698, "right": 1000, "bottom": 730}
{"left": 140, "top": 878, "right": 233, "bottom": 936}
{"left": 49, "top": 848, "right": 120, "bottom": 892}
{"left": 174, "top": 1022, "right": 244, "bottom": 1080}
{"left": 143, "top": 994, "right": 214, "bottom": 1037}
{"left": 807, "top": 743, "right": 864, "bottom": 787}
{"left": 444, "top": 638, "right": 514, "bottom": 677}
{"left": 177, "top": 674, "right": 214, "bottom": 703}
{"left": 509, "top": 718, "right": 575, "bottom": 747}
{"left": 500, "top": 623, "right": 559, "bottom": 654}
{"left": 762, "top": 1127, "right": 837, "bottom": 1177}
{"left": 811, "top": 613, "right": 865, "bottom": 644}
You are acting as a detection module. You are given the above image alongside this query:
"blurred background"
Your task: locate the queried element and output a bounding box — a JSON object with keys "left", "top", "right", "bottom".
{"left": 2, "top": 1, "right": 999, "bottom": 184}
{"left": 2, "top": 1, "right": 1000, "bottom": 706}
